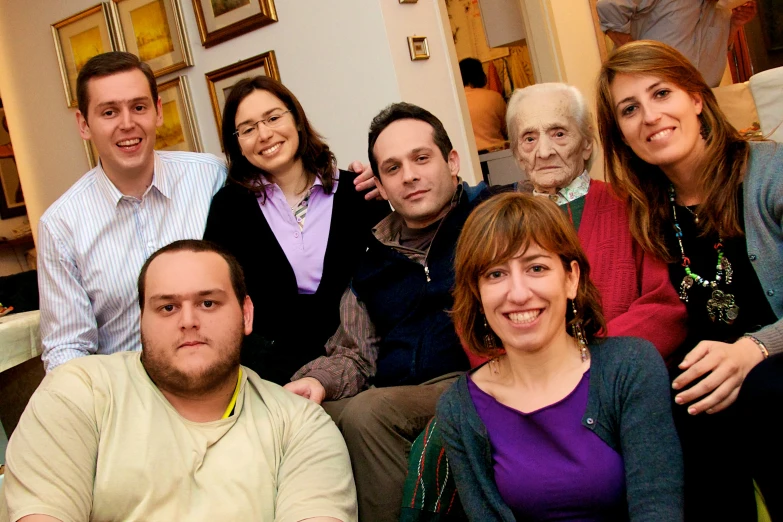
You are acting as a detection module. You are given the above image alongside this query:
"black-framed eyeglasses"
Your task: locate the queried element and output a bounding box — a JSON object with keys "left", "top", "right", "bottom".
{"left": 234, "top": 110, "right": 292, "bottom": 140}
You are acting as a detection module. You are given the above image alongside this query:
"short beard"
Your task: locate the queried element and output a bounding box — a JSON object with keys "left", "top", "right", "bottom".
{"left": 141, "top": 321, "right": 243, "bottom": 398}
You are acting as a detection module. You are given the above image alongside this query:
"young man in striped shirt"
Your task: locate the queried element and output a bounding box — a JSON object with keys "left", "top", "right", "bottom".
{"left": 37, "top": 52, "right": 226, "bottom": 371}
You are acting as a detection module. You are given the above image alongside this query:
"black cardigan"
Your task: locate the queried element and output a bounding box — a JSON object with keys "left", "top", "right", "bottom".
{"left": 203, "top": 170, "right": 389, "bottom": 384}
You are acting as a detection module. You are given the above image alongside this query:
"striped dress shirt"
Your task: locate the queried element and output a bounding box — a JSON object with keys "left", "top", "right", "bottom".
{"left": 38, "top": 151, "right": 227, "bottom": 371}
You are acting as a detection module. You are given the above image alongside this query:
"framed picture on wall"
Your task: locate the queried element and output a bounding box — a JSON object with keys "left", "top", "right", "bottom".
{"left": 407, "top": 36, "right": 430, "bottom": 61}
{"left": 0, "top": 100, "right": 25, "bottom": 219}
{"left": 205, "top": 51, "right": 280, "bottom": 143}
{"left": 155, "top": 76, "right": 203, "bottom": 152}
{"left": 109, "top": 0, "right": 193, "bottom": 77}
{"left": 52, "top": 3, "right": 117, "bottom": 108}
{"left": 191, "top": 0, "right": 278, "bottom": 48}
{"left": 84, "top": 139, "right": 100, "bottom": 170}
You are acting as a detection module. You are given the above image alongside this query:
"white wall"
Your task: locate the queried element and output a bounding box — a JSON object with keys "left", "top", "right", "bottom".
{"left": 1, "top": 0, "right": 482, "bottom": 242}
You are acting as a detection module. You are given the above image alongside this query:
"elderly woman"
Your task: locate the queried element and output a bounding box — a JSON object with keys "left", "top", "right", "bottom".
{"left": 596, "top": 40, "right": 782, "bottom": 520}
{"left": 434, "top": 193, "right": 682, "bottom": 521}
{"left": 504, "top": 83, "right": 685, "bottom": 360}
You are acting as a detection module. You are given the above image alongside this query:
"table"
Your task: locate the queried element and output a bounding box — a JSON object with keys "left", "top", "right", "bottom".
{"left": 0, "top": 310, "right": 41, "bottom": 373}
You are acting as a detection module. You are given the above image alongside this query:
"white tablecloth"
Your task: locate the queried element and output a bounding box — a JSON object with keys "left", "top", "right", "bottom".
{"left": 0, "top": 310, "right": 41, "bottom": 373}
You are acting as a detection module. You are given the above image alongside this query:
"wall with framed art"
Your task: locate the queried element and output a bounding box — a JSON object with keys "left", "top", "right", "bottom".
{"left": 0, "top": 0, "right": 486, "bottom": 236}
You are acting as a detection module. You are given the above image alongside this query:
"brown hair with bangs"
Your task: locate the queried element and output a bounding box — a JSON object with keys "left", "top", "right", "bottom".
{"left": 453, "top": 193, "right": 606, "bottom": 358}
{"left": 221, "top": 76, "right": 337, "bottom": 202}
{"left": 596, "top": 40, "right": 749, "bottom": 262}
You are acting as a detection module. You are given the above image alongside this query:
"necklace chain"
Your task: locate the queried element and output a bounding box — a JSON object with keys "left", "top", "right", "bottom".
{"left": 682, "top": 204, "right": 700, "bottom": 224}
{"left": 669, "top": 185, "right": 739, "bottom": 324}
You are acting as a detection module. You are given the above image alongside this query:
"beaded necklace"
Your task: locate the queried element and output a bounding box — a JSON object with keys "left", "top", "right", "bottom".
{"left": 669, "top": 185, "right": 739, "bottom": 324}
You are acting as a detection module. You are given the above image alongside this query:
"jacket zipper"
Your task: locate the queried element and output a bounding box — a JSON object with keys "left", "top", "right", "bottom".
{"left": 421, "top": 185, "right": 461, "bottom": 284}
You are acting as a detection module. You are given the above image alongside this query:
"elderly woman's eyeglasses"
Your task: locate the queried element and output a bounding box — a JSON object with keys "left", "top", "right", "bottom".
{"left": 234, "top": 110, "right": 292, "bottom": 140}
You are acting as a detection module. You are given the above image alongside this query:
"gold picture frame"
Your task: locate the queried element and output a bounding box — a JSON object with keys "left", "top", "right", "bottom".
{"left": 84, "top": 139, "right": 100, "bottom": 170}
{"left": 109, "top": 0, "right": 193, "bottom": 77}
{"left": 399, "top": 0, "right": 418, "bottom": 3}
{"left": 52, "top": 4, "right": 117, "bottom": 108}
{"left": 0, "top": 99, "right": 25, "bottom": 219}
{"left": 84, "top": 75, "right": 202, "bottom": 168}
{"left": 192, "top": 0, "right": 278, "bottom": 48}
{"left": 155, "top": 76, "right": 203, "bottom": 152}
{"left": 408, "top": 36, "right": 430, "bottom": 61}
{"left": 205, "top": 51, "right": 280, "bottom": 143}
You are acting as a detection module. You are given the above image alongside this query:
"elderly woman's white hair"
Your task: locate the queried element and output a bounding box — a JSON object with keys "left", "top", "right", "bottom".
{"left": 506, "top": 83, "right": 596, "bottom": 171}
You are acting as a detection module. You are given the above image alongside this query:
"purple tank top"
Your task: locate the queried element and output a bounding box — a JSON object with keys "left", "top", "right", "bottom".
{"left": 467, "top": 370, "right": 627, "bottom": 521}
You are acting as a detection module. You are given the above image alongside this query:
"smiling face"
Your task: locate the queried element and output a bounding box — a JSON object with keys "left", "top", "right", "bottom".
{"left": 478, "top": 242, "right": 579, "bottom": 355}
{"left": 513, "top": 90, "right": 592, "bottom": 194}
{"left": 373, "top": 118, "right": 459, "bottom": 229}
{"left": 235, "top": 89, "right": 301, "bottom": 180}
{"left": 77, "top": 69, "right": 162, "bottom": 182}
{"left": 610, "top": 73, "right": 705, "bottom": 177}
{"left": 140, "top": 250, "right": 253, "bottom": 396}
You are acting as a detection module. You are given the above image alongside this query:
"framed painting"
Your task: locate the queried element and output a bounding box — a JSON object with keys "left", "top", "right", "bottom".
{"left": 205, "top": 51, "right": 280, "bottom": 141}
{"left": 84, "top": 139, "right": 100, "bottom": 170}
{"left": 192, "top": 0, "right": 277, "bottom": 48}
{"left": 155, "top": 76, "right": 203, "bottom": 152}
{"left": 52, "top": 4, "right": 117, "bottom": 108}
{"left": 110, "top": 0, "right": 193, "bottom": 77}
{"left": 0, "top": 100, "right": 25, "bottom": 219}
{"left": 408, "top": 36, "right": 430, "bottom": 61}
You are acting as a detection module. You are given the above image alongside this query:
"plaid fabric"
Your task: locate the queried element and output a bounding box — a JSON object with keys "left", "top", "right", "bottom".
{"left": 400, "top": 418, "right": 466, "bottom": 522}
{"left": 292, "top": 189, "right": 312, "bottom": 230}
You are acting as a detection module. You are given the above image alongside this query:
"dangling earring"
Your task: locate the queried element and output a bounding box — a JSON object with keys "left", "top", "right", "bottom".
{"left": 571, "top": 300, "right": 589, "bottom": 362}
{"left": 698, "top": 113, "right": 710, "bottom": 140}
{"left": 482, "top": 314, "right": 496, "bottom": 350}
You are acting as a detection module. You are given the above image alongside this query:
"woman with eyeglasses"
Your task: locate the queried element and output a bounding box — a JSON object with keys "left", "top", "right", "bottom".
{"left": 435, "top": 193, "right": 682, "bottom": 521}
{"left": 204, "top": 76, "right": 389, "bottom": 385}
{"left": 596, "top": 40, "right": 782, "bottom": 520}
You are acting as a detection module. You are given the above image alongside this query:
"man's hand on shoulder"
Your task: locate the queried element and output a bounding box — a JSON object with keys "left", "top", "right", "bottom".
{"left": 284, "top": 377, "right": 327, "bottom": 405}
{"left": 349, "top": 160, "right": 382, "bottom": 201}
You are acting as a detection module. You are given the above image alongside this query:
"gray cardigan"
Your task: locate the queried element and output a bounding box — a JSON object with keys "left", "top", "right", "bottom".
{"left": 743, "top": 141, "right": 783, "bottom": 354}
{"left": 437, "top": 337, "right": 684, "bottom": 522}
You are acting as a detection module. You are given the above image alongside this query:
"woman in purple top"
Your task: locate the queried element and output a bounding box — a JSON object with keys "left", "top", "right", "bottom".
{"left": 436, "top": 193, "right": 683, "bottom": 521}
{"left": 204, "top": 76, "right": 388, "bottom": 385}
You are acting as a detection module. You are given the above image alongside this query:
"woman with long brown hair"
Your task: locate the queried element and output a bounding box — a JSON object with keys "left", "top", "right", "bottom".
{"left": 596, "top": 40, "right": 782, "bottom": 520}
{"left": 204, "top": 76, "right": 388, "bottom": 386}
{"left": 435, "top": 193, "right": 682, "bottom": 521}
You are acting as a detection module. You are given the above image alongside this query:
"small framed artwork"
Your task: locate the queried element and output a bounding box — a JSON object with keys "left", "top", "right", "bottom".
{"left": 399, "top": 0, "right": 418, "bottom": 3}
{"left": 408, "top": 36, "right": 430, "bottom": 61}
{"left": 52, "top": 3, "right": 117, "bottom": 108}
{"left": 0, "top": 100, "right": 25, "bottom": 219}
{"left": 205, "top": 51, "right": 280, "bottom": 141}
{"left": 109, "top": 0, "right": 193, "bottom": 77}
{"left": 192, "top": 0, "right": 277, "bottom": 48}
{"left": 155, "top": 76, "right": 203, "bottom": 152}
{"left": 84, "top": 139, "right": 100, "bottom": 169}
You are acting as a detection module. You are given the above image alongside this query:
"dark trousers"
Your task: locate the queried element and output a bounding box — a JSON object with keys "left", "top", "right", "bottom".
{"left": 737, "top": 353, "right": 783, "bottom": 521}
{"left": 669, "top": 366, "right": 757, "bottom": 521}
{"left": 671, "top": 352, "right": 783, "bottom": 521}
{"left": 323, "top": 374, "right": 460, "bottom": 522}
